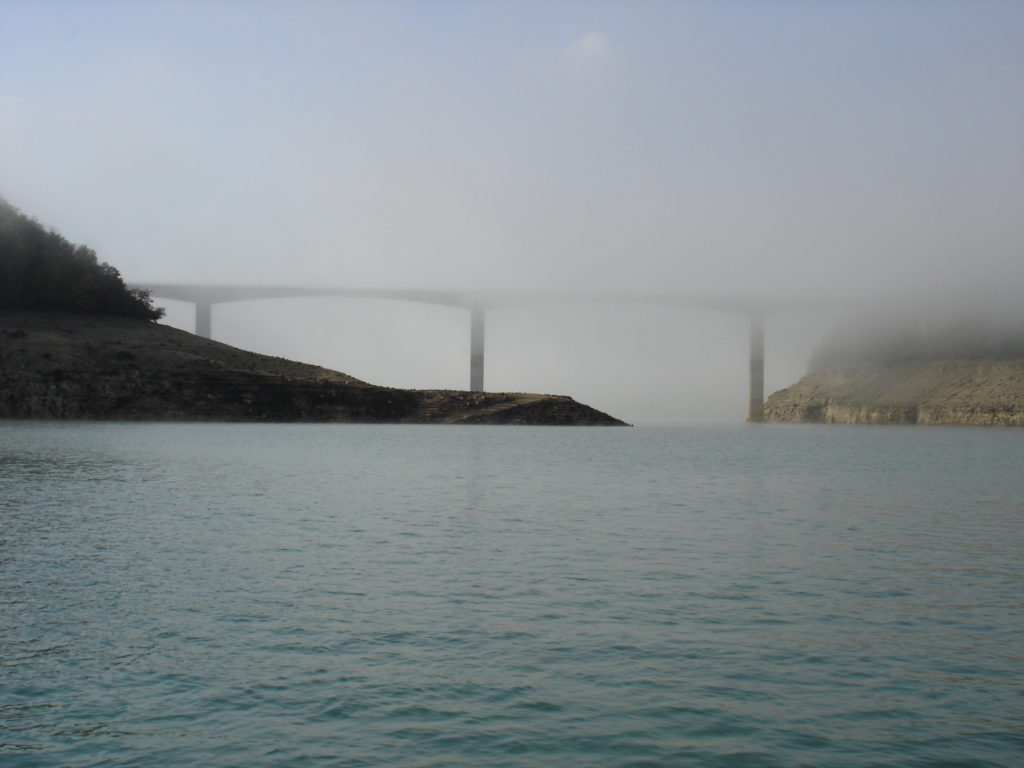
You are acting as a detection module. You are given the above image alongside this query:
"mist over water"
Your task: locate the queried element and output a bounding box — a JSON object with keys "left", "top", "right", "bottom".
{"left": 2, "top": 1, "right": 1022, "bottom": 421}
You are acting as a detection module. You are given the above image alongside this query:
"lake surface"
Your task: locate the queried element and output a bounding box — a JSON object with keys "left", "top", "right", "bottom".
{"left": 1, "top": 422, "right": 1022, "bottom": 767}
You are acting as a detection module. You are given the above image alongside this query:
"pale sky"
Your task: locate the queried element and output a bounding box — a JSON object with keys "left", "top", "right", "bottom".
{"left": 2, "top": 1, "right": 1022, "bottom": 423}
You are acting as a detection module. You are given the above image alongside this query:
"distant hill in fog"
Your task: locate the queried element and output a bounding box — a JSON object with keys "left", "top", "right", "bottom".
{"left": 809, "top": 309, "right": 1024, "bottom": 370}
{"left": 765, "top": 308, "right": 1024, "bottom": 426}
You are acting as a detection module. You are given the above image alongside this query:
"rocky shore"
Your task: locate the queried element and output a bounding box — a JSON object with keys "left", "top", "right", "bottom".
{"left": 764, "top": 360, "right": 1024, "bottom": 426}
{"left": 0, "top": 312, "right": 627, "bottom": 425}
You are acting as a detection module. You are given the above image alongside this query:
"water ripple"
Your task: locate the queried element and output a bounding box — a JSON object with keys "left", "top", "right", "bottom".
{"left": 1, "top": 422, "right": 1022, "bottom": 767}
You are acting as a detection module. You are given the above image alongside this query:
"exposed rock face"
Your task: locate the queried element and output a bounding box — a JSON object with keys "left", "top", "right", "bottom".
{"left": 764, "top": 360, "right": 1024, "bottom": 426}
{"left": 0, "top": 312, "right": 627, "bottom": 426}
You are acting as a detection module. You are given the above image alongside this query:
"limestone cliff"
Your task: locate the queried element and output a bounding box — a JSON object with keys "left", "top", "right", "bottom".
{"left": 764, "top": 360, "right": 1024, "bottom": 426}
{"left": 0, "top": 312, "right": 627, "bottom": 426}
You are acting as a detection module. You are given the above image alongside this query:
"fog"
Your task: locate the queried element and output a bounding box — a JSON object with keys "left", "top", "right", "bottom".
{"left": 2, "top": 1, "right": 1022, "bottom": 423}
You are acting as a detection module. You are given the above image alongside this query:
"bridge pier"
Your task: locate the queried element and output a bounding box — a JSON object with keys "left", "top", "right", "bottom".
{"left": 748, "top": 313, "right": 765, "bottom": 423}
{"left": 195, "top": 301, "right": 213, "bottom": 339}
{"left": 470, "top": 308, "right": 485, "bottom": 392}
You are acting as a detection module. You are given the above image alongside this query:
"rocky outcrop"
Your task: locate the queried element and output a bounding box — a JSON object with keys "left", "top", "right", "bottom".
{"left": 0, "top": 312, "right": 627, "bottom": 425}
{"left": 764, "top": 360, "right": 1024, "bottom": 426}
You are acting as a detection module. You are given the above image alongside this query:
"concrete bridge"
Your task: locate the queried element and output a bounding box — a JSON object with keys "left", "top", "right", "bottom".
{"left": 130, "top": 283, "right": 820, "bottom": 422}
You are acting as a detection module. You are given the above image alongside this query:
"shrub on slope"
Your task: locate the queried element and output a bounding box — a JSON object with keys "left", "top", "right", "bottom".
{"left": 0, "top": 196, "right": 162, "bottom": 320}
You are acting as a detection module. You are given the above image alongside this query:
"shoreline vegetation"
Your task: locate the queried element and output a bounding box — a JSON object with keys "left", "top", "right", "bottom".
{"left": 0, "top": 196, "right": 162, "bottom": 321}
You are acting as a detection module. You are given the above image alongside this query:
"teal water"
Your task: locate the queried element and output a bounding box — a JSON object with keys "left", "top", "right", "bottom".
{"left": 1, "top": 422, "right": 1022, "bottom": 767}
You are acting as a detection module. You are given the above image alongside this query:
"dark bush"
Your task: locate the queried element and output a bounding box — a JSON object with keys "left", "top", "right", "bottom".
{"left": 0, "top": 196, "right": 163, "bottom": 320}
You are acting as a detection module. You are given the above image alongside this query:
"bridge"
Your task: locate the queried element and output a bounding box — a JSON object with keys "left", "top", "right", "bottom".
{"left": 129, "top": 283, "right": 824, "bottom": 422}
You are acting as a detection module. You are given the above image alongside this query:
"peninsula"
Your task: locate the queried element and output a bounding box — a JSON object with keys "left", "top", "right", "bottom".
{"left": 0, "top": 196, "right": 624, "bottom": 425}
{"left": 0, "top": 312, "right": 626, "bottom": 424}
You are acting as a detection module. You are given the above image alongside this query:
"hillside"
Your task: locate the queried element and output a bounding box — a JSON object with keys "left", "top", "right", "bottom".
{"left": 0, "top": 312, "right": 627, "bottom": 426}
{"left": 764, "top": 360, "right": 1024, "bottom": 426}
{"left": 763, "top": 306, "right": 1024, "bottom": 426}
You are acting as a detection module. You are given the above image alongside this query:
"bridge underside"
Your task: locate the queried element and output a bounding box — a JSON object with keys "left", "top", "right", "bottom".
{"left": 183, "top": 297, "right": 766, "bottom": 421}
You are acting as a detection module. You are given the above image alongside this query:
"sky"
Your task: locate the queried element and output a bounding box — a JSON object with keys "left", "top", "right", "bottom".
{"left": 2, "top": 0, "right": 1022, "bottom": 423}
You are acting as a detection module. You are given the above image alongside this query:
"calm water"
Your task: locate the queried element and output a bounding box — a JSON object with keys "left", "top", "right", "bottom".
{"left": 1, "top": 422, "right": 1022, "bottom": 767}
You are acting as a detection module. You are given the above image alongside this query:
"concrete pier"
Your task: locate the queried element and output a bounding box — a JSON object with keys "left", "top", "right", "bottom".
{"left": 748, "top": 313, "right": 765, "bottom": 422}
{"left": 195, "top": 301, "right": 213, "bottom": 339}
{"left": 470, "top": 307, "right": 485, "bottom": 392}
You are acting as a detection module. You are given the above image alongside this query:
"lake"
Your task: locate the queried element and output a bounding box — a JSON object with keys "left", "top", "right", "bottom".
{"left": 1, "top": 422, "right": 1022, "bottom": 767}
